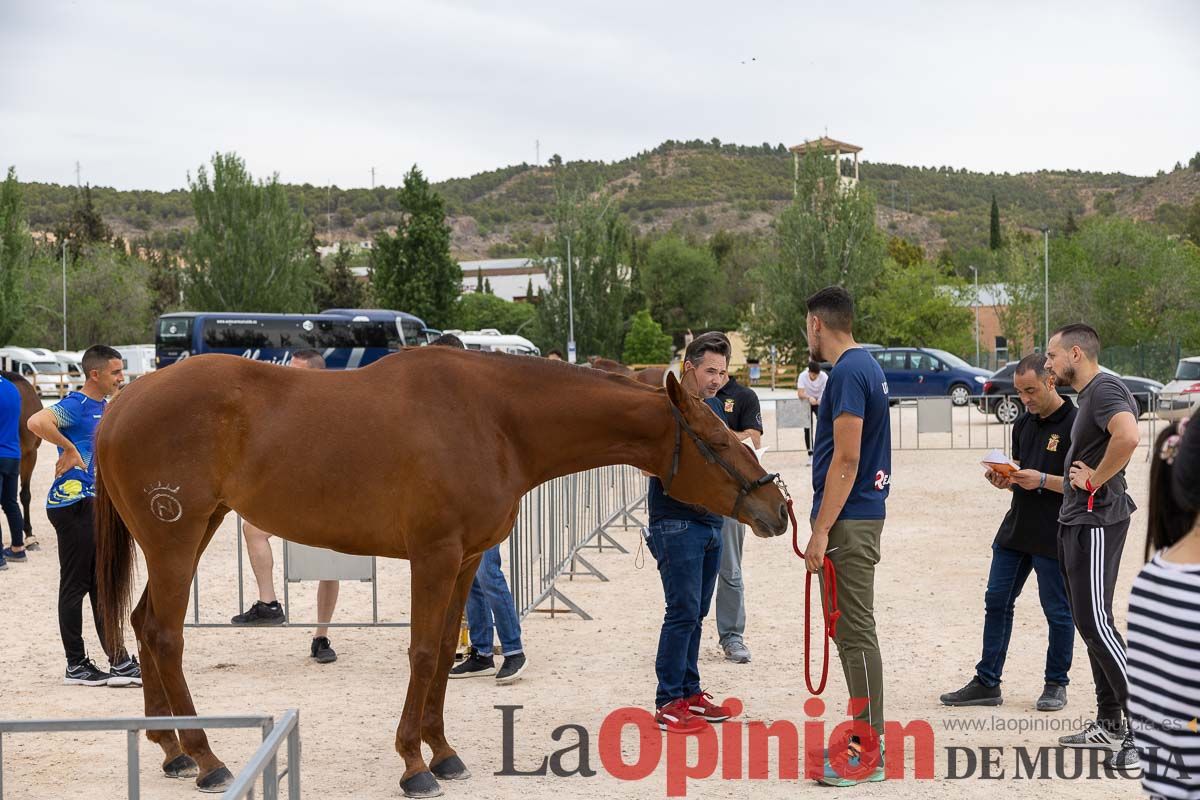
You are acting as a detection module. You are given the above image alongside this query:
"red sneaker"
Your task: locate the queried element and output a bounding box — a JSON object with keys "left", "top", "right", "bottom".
{"left": 686, "top": 691, "right": 735, "bottom": 722}
{"left": 655, "top": 698, "right": 709, "bottom": 733}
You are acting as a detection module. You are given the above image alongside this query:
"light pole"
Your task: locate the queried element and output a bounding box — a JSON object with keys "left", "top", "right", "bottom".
{"left": 1042, "top": 227, "right": 1050, "bottom": 350}
{"left": 969, "top": 265, "right": 980, "bottom": 367}
{"left": 61, "top": 238, "right": 68, "bottom": 350}
{"left": 565, "top": 235, "right": 576, "bottom": 363}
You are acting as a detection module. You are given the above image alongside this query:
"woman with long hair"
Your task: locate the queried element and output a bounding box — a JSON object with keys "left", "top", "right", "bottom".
{"left": 1126, "top": 410, "right": 1200, "bottom": 798}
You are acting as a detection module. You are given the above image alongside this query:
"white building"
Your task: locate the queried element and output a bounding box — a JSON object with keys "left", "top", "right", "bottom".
{"left": 459, "top": 258, "right": 551, "bottom": 302}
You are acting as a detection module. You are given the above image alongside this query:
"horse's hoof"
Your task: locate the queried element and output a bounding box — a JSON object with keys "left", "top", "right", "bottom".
{"left": 163, "top": 753, "right": 199, "bottom": 779}
{"left": 400, "top": 771, "right": 443, "bottom": 798}
{"left": 430, "top": 754, "right": 471, "bottom": 781}
{"left": 196, "top": 766, "right": 234, "bottom": 793}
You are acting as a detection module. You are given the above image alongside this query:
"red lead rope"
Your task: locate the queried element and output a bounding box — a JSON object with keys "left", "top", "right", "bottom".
{"left": 788, "top": 497, "right": 840, "bottom": 695}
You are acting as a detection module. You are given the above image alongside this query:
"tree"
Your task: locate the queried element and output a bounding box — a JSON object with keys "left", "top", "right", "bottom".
{"left": 314, "top": 243, "right": 365, "bottom": 309}
{"left": 475, "top": 266, "right": 484, "bottom": 292}
{"left": 370, "top": 166, "right": 461, "bottom": 328}
{"left": 451, "top": 291, "right": 536, "bottom": 334}
{"left": 707, "top": 229, "right": 769, "bottom": 330}
{"left": 748, "top": 149, "right": 886, "bottom": 363}
{"left": 146, "top": 249, "right": 182, "bottom": 316}
{"left": 989, "top": 194, "right": 1002, "bottom": 250}
{"left": 639, "top": 235, "right": 721, "bottom": 342}
{"left": 1064, "top": 209, "right": 1079, "bottom": 237}
{"left": 622, "top": 309, "right": 674, "bottom": 364}
{"left": 534, "top": 184, "right": 631, "bottom": 360}
{"left": 15, "top": 242, "right": 154, "bottom": 350}
{"left": 886, "top": 236, "right": 924, "bottom": 268}
{"left": 184, "top": 152, "right": 315, "bottom": 312}
{"left": 858, "top": 261, "right": 973, "bottom": 354}
{"left": 0, "top": 167, "right": 30, "bottom": 344}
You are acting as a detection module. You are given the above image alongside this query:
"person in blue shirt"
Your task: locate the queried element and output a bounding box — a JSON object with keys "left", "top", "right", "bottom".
{"left": 802, "top": 287, "right": 892, "bottom": 787}
{"left": 0, "top": 374, "right": 26, "bottom": 567}
{"left": 645, "top": 333, "right": 739, "bottom": 734}
{"left": 27, "top": 345, "right": 141, "bottom": 688}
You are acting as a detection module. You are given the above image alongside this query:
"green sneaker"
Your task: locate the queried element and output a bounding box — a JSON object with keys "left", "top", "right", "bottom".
{"left": 818, "top": 738, "right": 886, "bottom": 787}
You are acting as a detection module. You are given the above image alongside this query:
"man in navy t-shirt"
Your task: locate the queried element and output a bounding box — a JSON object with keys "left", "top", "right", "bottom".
{"left": 803, "top": 286, "right": 892, "bottom": 787}
{"left": 644, "top": 333, "right": 739, "bottom": 734}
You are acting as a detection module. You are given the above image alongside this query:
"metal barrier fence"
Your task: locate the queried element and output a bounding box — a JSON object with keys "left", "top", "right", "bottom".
{"left": 767, "top": 393, "right": 1159, "bottom": 456}
{"left": 508, "top": 464, "right": 645, "bottom": 621}
{"left": 0, "top": 710, "right": 300, "bottom": 800}
{"left": 185, "top": 464, "right": 647, "bottom": 627}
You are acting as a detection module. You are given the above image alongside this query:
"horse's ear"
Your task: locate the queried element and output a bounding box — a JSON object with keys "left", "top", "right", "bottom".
{"left": 665, "top": 370, "right": 685, "bottom": 409}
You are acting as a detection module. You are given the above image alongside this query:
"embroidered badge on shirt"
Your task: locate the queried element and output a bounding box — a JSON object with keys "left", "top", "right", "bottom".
{"left": 1047, "top": 434, "right": 1060, "bottom": 452}
{"left": 724, "top": 399, "right": 735, "bottom": 413}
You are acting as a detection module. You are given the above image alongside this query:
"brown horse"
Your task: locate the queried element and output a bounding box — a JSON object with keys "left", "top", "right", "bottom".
{"left": 94, "top": 349, "right": 788, "bottom": 796}
{"left": 1, "top": 370, "right": 41, "bottom": 546}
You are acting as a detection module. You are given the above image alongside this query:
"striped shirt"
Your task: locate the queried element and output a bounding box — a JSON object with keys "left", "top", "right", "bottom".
{"left": 1127, "top": 550, "right": 1200, "bottom": 799}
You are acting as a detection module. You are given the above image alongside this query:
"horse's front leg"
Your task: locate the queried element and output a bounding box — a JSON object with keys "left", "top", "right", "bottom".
{"left": 396, "top": 545, "right": 465, "bottom": 798}
{"left": 424, "top": 553, "right": 483, "bottom": 781}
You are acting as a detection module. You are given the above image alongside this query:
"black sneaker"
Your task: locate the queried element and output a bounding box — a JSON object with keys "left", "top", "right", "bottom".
{"left": 496, "top": 653, "right": 527, "bottom": 684}
{"left": 1059, "top": 720, "right": 1123, "bottom": 749}
{"left": 65, "top": 657, "right": 112, "bottom": 686}
{"left": 1036, "top": 683, "right": 1067, "bottom": 711}
{"left": 230, "top": 600, "right": 285, "bottom": 626}
{"left": 448, "top": 648, "right": 495, "bottom": 679}
{"left": 310, "top": 636, "right": 337, "bottom": 664}
{"left": 1104, "top": 729, "right": 1140, "bottom": 771}
{"left": 108, "top": 655, "right": 142, "bottom": 687}
{"left": 940, "top": 677, "right": 1002, "bottom": 706}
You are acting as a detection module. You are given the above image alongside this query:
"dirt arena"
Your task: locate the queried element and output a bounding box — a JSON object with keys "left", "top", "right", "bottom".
{"left": 1, "top": 423, "right": 1153, "bottom": 799}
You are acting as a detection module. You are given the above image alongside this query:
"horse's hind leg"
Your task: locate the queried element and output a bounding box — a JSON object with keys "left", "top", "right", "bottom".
{"left": 132, "top": 588, "right": 197, "bottom": 779}
{"left": 141, "top": 511, "right": 233, "bottom": 792}
{"left": 396, "top": 546, "right": 465, "bottom": 798}
{"left": 425, "top": 553, "right": 482, "bottom": 781}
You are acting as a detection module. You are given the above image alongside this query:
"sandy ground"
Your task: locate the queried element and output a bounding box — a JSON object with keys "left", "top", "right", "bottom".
{"left": 0, "top": 434, "right": 1155, "bottom": 799}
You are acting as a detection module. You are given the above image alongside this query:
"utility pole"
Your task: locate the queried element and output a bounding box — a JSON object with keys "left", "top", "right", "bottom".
{"left": 535, "top": 139, "right": 540, "bottom": 166}
{"left": 1043, "top": 227, "right": 1050, "bottom": 349}
{"left": 62, "top": 238, "right": 68, "bottom": 350}
{"left": 565, "top": 235, "right": 576, "bottom": 363}
{"left": 370, "top": 167, "right": 375, "bottom": 189}
{"left": 74, "top": 161, "right": 81, "bottom": 188}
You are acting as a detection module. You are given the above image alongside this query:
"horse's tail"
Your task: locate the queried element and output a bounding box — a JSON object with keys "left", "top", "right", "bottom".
{"left": 95, "top": 465, "right": 136, "bottom": 659}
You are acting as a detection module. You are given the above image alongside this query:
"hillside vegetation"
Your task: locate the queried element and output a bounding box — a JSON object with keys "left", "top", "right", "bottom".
{"left": 15, "top": 140, "right": 1199, "bottom": 260}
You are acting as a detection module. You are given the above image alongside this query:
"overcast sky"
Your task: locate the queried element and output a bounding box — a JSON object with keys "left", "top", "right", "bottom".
{"left": 2, "top": 0, "right": 1197, "bottom": 191}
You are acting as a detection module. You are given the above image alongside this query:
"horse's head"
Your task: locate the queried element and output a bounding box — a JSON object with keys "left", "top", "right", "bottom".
{"left": 660, "top": 372, "right": 790, "bottom": 538}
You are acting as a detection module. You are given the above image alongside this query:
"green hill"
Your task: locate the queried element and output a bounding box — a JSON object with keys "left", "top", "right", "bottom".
{"left": 14, "top": 140, "right": 1198, "bottom": 260}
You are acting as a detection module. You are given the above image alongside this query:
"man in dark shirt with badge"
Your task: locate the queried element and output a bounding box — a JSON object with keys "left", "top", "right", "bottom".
{"left": 644, "top": 333, "right": 739, "bottom": 734}
{"left": 712, "top": 370, "right": 763, "bottom": 664}
{"left": 940, "top": 354, "right": 1075, "bottom": 711}
{"left": 1044, "top": 323, "right": 1141, "bottom": 771}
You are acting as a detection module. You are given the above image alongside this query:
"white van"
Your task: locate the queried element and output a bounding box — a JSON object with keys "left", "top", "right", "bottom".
{"left": 115, "top": 344, "right": 156, "bottom": 379}
{"left": 1159, "top": 355, "right": 1200, "bottom": 421}
{"left": 0, "top": 346, "right": 81, "bottom": 397}
{"left": 443, "top": 329, "right": 541, "bottom": 356}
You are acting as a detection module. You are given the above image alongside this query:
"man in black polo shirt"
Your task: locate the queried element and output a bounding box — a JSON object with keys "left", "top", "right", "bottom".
{"left": 940, "top": 354, "right": 1075, "bottom": 710}
{"left": 713, "top": 370, "right": 763, "bottom": 663}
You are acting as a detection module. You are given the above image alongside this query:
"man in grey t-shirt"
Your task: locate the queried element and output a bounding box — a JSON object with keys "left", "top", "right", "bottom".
{"left": 1044, "top": 323, "right": 1141, "bottom": 771}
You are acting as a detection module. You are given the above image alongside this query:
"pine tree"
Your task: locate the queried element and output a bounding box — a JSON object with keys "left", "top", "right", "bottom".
{"left": 989, "top": 194, "right": 1002, "bottom": 250}
{"left": 483, "top": 277, "right": 492, "bottom": 295}
{"left": 525, "top": 277, "right": 534, "bottom": 302}
{"left": 0, "top": 167, "right": 28, "bottom": 344}
{"left": 476, "top": 267, "right": 484, "bottom": 292}
{"left": 369, "top": 166, "right": 462, "bottom": 328}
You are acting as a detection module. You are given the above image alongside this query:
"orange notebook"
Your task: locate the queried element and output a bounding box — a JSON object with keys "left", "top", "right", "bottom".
{"left": 981, "top": 449, "right": 1019, "bottom": 476}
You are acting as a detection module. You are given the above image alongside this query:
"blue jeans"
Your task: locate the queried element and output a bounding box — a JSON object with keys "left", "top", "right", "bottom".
{"left": 466, "top": 545, "right": 523, "bottom": 657}
{"left": 976, "top": 542, "right": 1074, "bottom": 687}
{"left": 646, "top": 518, "right": 722, "bottom": 708}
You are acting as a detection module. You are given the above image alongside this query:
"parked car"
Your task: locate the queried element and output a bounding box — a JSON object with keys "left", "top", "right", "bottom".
{"left": 1158, "top": 356, "right": 1200, "bottom": 421}
{"left": 977, "top": 362, "right": 1162, "bottom": 423}
{"left": 865, "top": 347, "right": 991, "bottom": 406}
